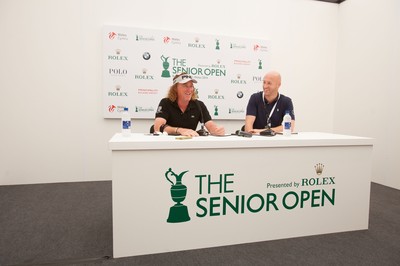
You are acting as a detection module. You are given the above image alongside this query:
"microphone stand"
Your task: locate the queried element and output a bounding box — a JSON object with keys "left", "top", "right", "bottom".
{"left": 260, "top": 117, "right": 276, "bottom": 136}
{"left": 197, "top": 123, "right": 209, "bottom": 136}
{"left": 195, "top": 100, "right": 209, "bottom": 136}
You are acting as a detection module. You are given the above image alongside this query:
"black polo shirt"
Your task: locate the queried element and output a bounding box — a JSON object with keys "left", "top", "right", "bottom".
{"left": 155, "top": 98, "right": 212, "bottom": 130}
{"left": 246, "top": 92, "right": 295, "bottom": 129}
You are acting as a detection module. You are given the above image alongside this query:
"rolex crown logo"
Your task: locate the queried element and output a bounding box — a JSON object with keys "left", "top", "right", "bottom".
{"left": 315, "top": 163, "right": 324, "bottom": 175}
{"left": 115, "top": 49, "right": 121, "bottom": 55}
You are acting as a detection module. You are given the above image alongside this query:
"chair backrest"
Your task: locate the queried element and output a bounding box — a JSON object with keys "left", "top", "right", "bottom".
{"left": 150, "top": 125, "right": 155, "bottom": 133}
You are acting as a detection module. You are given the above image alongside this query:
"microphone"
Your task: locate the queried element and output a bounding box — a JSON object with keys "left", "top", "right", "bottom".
{"left": 195, "top": 100, "right": 209, "bottom": 136}
{"left": 260, "top": 117, "right": 276, "bottom": 136}
{"left": 234, "top": 130, "right": 252, "bottom": 138}
{"left": 159, "top": 124, "right": 165, "bottom": 133}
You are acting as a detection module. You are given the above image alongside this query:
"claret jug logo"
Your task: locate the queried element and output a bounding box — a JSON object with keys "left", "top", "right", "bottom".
{"left": 214, "top": 105, "right": 219, "bottom": 116}
{"left": 165, "top": 168, "right": 190, "bottom": 223}
{"left": 215, "top": 39, "right": 220, "bottom": 50}
{"left": 160, "top": 55, "right": 171, "bottom": 78}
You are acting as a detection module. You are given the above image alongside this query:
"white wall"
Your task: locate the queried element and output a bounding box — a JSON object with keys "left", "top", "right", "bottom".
{"left": 0, "top": 0, "right": 338, "bottom": 185}
{"left": 335, "top": 0, "right": 400, "bottom": 189}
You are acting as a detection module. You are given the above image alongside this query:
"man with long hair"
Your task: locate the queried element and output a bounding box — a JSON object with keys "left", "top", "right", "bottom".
{"left": 154, "top": 73, "right": 225, "bottom": 136}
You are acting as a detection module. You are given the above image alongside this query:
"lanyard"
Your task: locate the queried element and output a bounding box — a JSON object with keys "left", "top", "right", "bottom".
{"left": 263, "top": 93, "right": 280, "bottom": 127}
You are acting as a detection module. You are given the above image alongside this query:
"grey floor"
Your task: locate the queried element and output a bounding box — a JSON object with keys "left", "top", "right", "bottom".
{"left": 1, "top": 181, "right": 399, "bottom": 266}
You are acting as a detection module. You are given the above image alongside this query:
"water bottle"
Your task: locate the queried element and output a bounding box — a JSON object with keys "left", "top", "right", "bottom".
{"left": 121, "top": 107, "right": 131, "bottom": 137}
{"left": 282, "top": 110, "right": 291, "bottom": 136}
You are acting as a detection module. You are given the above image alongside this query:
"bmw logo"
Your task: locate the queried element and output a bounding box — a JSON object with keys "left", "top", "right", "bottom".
{"left": 142, "top": 52, "right": 151, "bottom": 60}
{"left": 237, "top": 91, "right": 244, "bottom": 98}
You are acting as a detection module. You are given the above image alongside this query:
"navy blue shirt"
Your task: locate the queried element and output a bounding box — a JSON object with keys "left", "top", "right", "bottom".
{"left": 155, "top": 98, "right": 212, "bottom": 130}
{"left": 246, "top": 92, "right": 295, "bottom": 129}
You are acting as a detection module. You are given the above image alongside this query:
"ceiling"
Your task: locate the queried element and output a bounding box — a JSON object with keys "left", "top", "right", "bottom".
{"left": 313, "top": 0, "right": 346, "bottom": 3}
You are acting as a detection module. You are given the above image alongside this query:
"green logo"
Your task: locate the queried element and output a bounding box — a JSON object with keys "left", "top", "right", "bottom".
{"left": 214, "top": 105, "right": 219, "bottom": 116}
{"left": 215, "top": 39, "right": 220, "bottom": 50}
{"left": 161, "top": 55, "right": 171, "bottom": 78}
{"left": 165, "top": 168, "right": 190, "bottom": 223}
{"left": 258, "top": 59, "right": 263, "bottom": 69}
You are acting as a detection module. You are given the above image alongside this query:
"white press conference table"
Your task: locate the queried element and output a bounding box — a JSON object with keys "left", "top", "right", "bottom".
{"left": 109, "top": 132, "right": 373, "bottom": 258}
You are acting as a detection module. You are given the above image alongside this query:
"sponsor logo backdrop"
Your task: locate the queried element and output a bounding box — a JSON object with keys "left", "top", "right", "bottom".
{"left": 103, "top": 25, "right": 270, "bottom": 119}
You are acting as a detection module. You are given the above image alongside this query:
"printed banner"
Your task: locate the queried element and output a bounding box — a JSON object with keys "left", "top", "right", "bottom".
{"left": 103, "top": 25, "right": 270, "bottom": 119}
{"left": 111, "top": 142, "right": 372, "bottom": 257}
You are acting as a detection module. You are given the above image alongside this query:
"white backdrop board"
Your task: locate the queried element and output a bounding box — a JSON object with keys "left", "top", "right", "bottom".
{"left": 103, "top": 25, "right": 270, "bottom": 120}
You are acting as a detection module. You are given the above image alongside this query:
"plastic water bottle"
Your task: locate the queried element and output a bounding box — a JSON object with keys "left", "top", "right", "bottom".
{"left": 282, "top": 110, "right": 291, "bottom": 136}
{"left": 121, "top": 107, "right": 131, "bottom": 137}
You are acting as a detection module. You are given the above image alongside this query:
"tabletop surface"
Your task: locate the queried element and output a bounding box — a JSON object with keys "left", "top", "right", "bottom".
{"left": 109, "top": 132, "right": 374, "bottom": 151}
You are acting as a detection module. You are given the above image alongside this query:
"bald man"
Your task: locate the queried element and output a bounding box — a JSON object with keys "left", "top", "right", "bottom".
{"left": 245, "top": 71, "right": 295, "bottom": 134}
